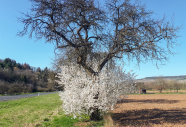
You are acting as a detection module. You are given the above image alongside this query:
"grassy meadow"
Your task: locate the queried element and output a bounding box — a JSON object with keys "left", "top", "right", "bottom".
{"left": 0, "top": 93, "right": 61, "bottom": 127}
{"left": 0, "top": 93, "right": 104, "bottom": 127}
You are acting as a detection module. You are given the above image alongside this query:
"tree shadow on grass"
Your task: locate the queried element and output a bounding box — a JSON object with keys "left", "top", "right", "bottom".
{"left": 117, "top": 99, "right": 179, "bottom": 104}
{"left": 112, "top": 108, "right": 186, "bottom": 127}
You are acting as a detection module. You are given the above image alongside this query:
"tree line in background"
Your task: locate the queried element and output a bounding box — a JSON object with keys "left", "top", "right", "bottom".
{"left": 0, "top": 58, "right": 61, "bottom": 95}
{"left": 136, "top": 78, "right": 186, "bottom": 93}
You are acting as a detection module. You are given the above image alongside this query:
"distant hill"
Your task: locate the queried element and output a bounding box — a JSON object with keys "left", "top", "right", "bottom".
{"left": 0, "top": 58, "right": 60, "bottom": 95}
{"left": 137, "top": 75, "right": 186, "bottom": 82}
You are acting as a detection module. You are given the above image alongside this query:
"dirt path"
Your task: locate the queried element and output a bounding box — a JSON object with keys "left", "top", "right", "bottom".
{"left": 112, "top": 94, "right": 186, "bottom": 127}
{"left": 0, "top": 92, "right": 57, "bottom": 101}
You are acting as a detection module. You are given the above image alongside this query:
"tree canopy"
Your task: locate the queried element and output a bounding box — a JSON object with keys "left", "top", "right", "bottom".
{"left": 19, "top": 0, "right": 178, "bottom": 75}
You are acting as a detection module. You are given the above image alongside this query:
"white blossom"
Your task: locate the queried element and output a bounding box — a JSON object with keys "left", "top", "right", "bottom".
{"left": 57, "top": 64, "right": 135, "bottom": 118}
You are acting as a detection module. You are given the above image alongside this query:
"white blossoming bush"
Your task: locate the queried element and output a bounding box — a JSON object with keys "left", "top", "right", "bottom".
{"left": 57, "top": 64, "right": 135, "bottom": 119}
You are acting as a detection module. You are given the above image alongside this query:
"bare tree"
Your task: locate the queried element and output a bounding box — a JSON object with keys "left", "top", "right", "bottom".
{"left": 172, "top": 80, "right": 181, "bottom": 93}
{"left": 135, "top": 82, "right": 145, "bottom": 93}
{"left": 155, "top": 78, "right": 167, "bottom": 93}
{"left": 19, "top": 0, "right": 178, "bottom": 76}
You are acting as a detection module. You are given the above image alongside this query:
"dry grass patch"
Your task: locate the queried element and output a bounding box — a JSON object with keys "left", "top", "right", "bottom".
{"left": 74, "top": 122, "right": 91, "bottom": 127}
{"left": 103, "top": 114, "right": 114, "bottom": 127}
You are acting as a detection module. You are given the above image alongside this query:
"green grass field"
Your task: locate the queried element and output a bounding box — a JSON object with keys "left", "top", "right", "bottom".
{"left": 0, "top": 93, "right": 104, "bottom": 127}
{"left": 0, "top": 93, "right": 62, "bottom": 127}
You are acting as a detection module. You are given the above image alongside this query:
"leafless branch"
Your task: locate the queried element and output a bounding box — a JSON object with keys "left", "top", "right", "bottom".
{"left": 19, "top": 0, "right": 178, "bottom": 76}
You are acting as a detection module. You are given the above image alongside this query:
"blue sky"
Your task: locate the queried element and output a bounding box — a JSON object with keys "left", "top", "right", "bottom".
{"left": 0, "top": 0, "right": 55, "bottom": 69}
{"left": 0, "top": 0, "right": 186, "bottom": 79}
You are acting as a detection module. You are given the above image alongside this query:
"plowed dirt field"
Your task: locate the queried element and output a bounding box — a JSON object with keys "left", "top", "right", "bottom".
{"left": 112, "top": 94, "right": 186, "bottom": 127}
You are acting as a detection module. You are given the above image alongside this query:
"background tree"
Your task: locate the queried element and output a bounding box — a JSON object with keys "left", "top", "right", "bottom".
{"left": 172, "top": 80, "right": 181, "bottom": 93}
{"left": 135, "top": 82, "right": 145, "bottom": 93}
{"left": 165, "top": 80, "right": 174, "bottom": 92}
{"left": 19, "top": 0, "right": 178, "bottom": 76}
{"left": 0, "top": 58, "right": 58, "bottom": 95}
{"left": 155, "top": 78, "right": 167, "bottom": 93}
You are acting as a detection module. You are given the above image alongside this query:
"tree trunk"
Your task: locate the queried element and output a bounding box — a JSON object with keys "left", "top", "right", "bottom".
{"left": 159, "top": 89, "right": 162, "bottom": 93}
{"left": 90, "top": 92, "right": 103, "bottom": 121}
{"left": 90, "top": 108, "right": 102, "bottom": 121}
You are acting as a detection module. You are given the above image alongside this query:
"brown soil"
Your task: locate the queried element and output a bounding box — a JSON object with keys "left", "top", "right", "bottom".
{"left": 112, "top": 94, "right": 186, "bottom": 127}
